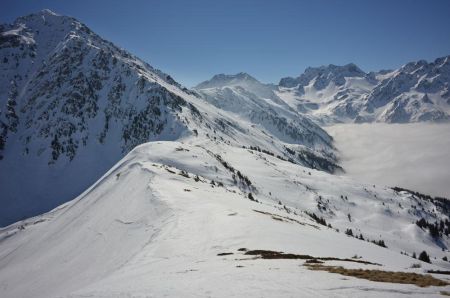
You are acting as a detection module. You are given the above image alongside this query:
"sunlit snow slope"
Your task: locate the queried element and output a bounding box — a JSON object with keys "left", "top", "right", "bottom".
{"left": 1, "top": 141, "right": 450, "bottom": 297}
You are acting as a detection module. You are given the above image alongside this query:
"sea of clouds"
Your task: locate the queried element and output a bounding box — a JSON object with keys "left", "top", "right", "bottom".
{"left": 325, "top": 123, "right": 450, "bottom": 198}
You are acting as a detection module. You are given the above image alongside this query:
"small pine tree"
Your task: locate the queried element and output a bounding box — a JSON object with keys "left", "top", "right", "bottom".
{"left": 377, "top": 239, "right": 387, "bottom": 248}
{"left": 345, "top": 228, "right": 353, "bottom": 237}
{"left": 179, "top": 170, "right": 189, "bottom": 178}
{"left": 416, "top": 218, "right": 427, "bottom": 229}
{"left": 412, "top": 252, "right": 417, "bottom": 259}
{"left": 51, "top": 135, "right": 61, "bottom": 161}
{"left": 418, "top": 251, "right": 431, "bottom": 263}
{"left": 429, "top": 223, "right": 440, "bottom": 238}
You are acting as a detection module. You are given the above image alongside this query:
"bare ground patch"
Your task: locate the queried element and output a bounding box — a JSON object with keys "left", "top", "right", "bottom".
{"left": 306, "top": 264, "right": 449, "bottom": 287}
{"left": 242, "top": 249, "right": 380, "bottom": 265}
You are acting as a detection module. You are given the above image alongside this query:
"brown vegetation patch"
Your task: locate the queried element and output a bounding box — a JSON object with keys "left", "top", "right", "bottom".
{"left": 217, "top": 252, "right": 233, "bottom": 256}
{"left": 245, "top": 249, "right": 312, "bottom": 259}
{"left": 244, "top": 249, "right": 380, "bottom": 265}
{"left": 306, "top": 264, "right": 448, "bottom": 287}
{"left": 428, "top": 270, "right": 450, "bottom": 275}
{"left": 305, "top": 259, "right": 324, "bottom": 264}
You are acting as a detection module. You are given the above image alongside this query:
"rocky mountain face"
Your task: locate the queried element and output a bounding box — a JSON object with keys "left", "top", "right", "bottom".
{"left": 0, "top": 10, "right": 204, "bottom": 225}
{"left": 277, "top": 57, "right": 450, "bottom": 124}
{"left": 0, "top": 10, "right": 337, "bottom": 226}
{"left": 0, "top": 10, "right": 192, "bottom": 160}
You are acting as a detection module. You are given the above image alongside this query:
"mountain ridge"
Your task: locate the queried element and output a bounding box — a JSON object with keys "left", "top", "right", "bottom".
{"left": 0, "top": 9, "right": 337, "bottom": 226}
{"left": 198, "top": 55, "right": 450, "bottom": 124}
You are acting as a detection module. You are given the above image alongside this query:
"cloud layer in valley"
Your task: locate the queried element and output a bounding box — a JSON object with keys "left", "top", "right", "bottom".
{"left": 326, "top": 123, "right": 450, "bottom": 198}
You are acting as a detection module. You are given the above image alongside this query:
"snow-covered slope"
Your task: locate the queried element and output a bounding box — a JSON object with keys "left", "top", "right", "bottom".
{"left": 276, "top": 57, "right": 450, "bottom": 124}
{"left": 1, "top": 140, "right": 450, "bottom": 298}
{"left": 0, "top": 10, "right": 336, "bottom": 226}
{"left": 194, "top": 73, "right": 340, "bottom": 172}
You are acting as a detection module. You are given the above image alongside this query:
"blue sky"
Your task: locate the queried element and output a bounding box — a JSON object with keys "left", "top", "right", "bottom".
{"left": 2, "top": 0, "right": 450, "bottom": 87}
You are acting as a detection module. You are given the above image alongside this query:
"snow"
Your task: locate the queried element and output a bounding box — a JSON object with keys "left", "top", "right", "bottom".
{"left": 0, "top": 140, "right": 450, "bottom": 297}
{"left": 1, "top": 9, "right": 450, "bottom": 298}
{"left": 1, "top": 141, "right": 450, "bottom": 298}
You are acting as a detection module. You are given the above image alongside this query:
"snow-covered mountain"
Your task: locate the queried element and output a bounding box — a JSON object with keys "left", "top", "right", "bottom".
{"left": 193, "top": 73, "right": 338, "bottom": 171}
{"left": 2, "top": 10, "right": 450, "bottom": 297}
{"left": 1, "top": 140, "right": 450, "bottom": 297}
{"left": 277, "top": 57, "right": 450, "bottom": 124}
{"left": 0, "top": 10, "right": 336, "bottom": 226}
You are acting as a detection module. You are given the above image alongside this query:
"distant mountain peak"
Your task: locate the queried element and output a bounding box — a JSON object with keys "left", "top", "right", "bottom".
{"left": 234, "top": 72, "right": 255, "bottom": 79}
{"left": 304, "top": 62, "right": 364, "bottom": 74}
{"left": 215, "top": 72, "right": 257, "bottom": 82}
{"left": 279, "top": 62, "right": 366, "bottom": 89}
{"left": 194, "top": 72, "right": 259, "bottom": 89}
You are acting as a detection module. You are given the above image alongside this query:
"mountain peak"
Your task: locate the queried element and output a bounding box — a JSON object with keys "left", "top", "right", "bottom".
{"left": 279, "top": 63, "right": 366, "bottom": 89}
{"left": 38, "top": 9, "right": 59, "bottom": 16}
{"left": 10, "top": 9, "right": 77, "bottom": 41}
{"left": 304, "top": 63, "right": 365, "bottom": 76}
{"left": 234, "top": 72, "right": 254, "bottom": 79}
{"left": 194, "top": 72, "right": 259, "bottom": 89}
{"left": 15, "top": 9, "right": 65, "bottom": 24}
